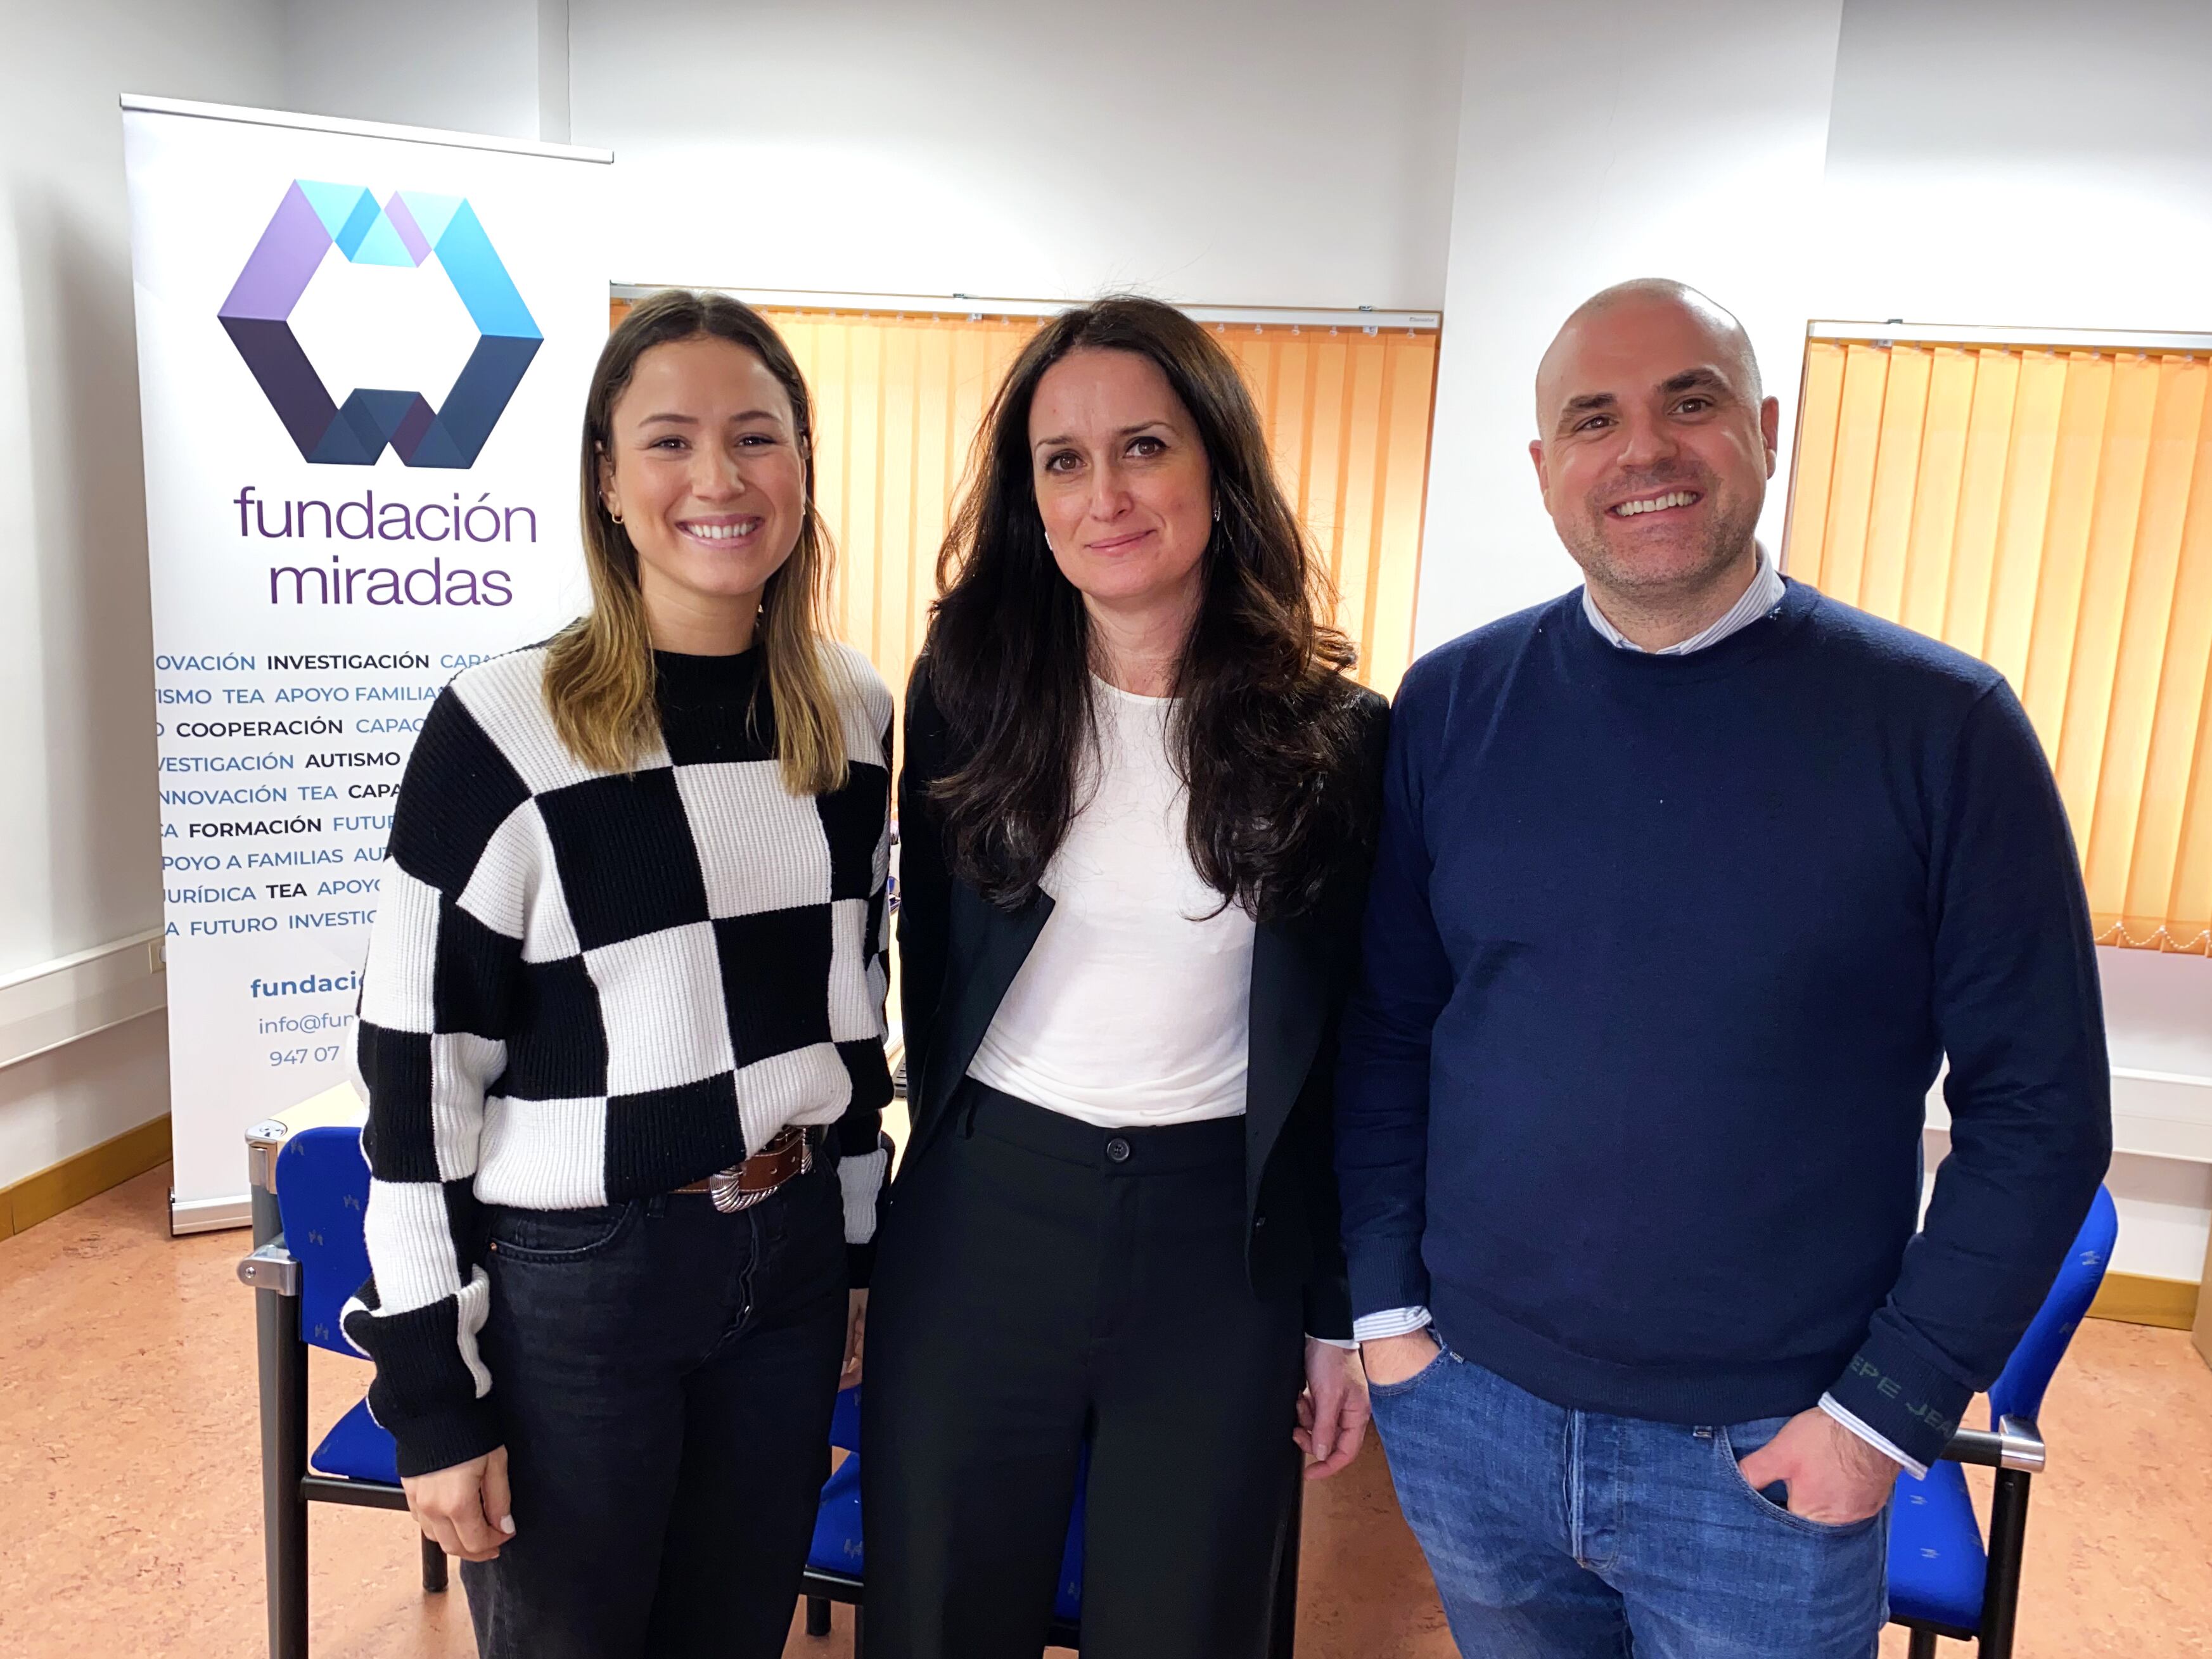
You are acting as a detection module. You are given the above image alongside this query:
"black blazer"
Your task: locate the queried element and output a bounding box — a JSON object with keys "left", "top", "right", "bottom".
{"left": 893, "top": 660, "right": 1388, "bottom": 1340}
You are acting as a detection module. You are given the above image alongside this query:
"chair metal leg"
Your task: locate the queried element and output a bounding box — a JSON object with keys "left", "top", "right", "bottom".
{"left": 253, "top": 1212, "right": 309, "bottom": 1659}
{"left": 421, "top": 1532, "right": 449, "bottom": 1593}
{"left": 1906, "top": 1630, "right": 1940, "bottom": 1658}
{"left": 806, "top": 1594, "right": 831, "bottom": 1637}
{"left": 1978, "top": 1469, "right": 2033, "bottom": 1659}
{"left": 1268, "top": 1473, "right": 1303, "bottom": 1658}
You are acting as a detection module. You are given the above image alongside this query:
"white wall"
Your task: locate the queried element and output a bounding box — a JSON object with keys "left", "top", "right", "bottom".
{"left": 0, "top": 0, "right": 286, "bottom": 1187}
{"left": 0, "top": 1019, "right": 172, "bottom": 1194}
{"left": 279, "top": 0, "right": 552, "bottom": 143}
{"left": 2095, "top": 949, "right": 2212, "bottom": 1279}
{"left": 567, "top": 0, "right": 1465, "bottom": 309}
{"left": 1814, "top": 0, "right": 2212, "bottom": 331}
{"left": 1410, "top": 0, "right": 1846, "bottom": 653}
{"left": 1822, "top": 0, "right": 2212, "bottom": 1283}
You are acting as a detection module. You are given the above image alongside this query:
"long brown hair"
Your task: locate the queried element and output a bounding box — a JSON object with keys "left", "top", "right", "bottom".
{"left": 544, "top": 290, "right": 850, "bottom": 794}
{"left": 925, "top": 295, "right": 1368, "bottom": 921}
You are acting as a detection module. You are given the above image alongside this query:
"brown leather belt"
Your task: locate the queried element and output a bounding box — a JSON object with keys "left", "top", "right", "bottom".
{"left": 675, "top": 1127, "right": 813, "bottom": 1213}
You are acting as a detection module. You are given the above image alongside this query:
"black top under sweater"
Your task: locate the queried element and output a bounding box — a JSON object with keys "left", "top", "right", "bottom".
{"left": 341, "top": 640, "right": 895, "bottom": 1476}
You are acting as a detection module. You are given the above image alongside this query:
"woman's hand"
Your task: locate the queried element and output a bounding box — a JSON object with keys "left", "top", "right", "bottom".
{"left": 1293, "top": 1338, "right": 1371, "bottom": 1480}
{"left": 401, "top": 1445, "right": 514, "bottom": 1563}
{"left": 842, "top": 1288, "right": 868, "bottom": 1387}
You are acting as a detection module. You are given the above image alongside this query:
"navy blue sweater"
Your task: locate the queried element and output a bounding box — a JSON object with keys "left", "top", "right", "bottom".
{"left": 1336, "top": 581, "right": 2111, "bottom": 1468}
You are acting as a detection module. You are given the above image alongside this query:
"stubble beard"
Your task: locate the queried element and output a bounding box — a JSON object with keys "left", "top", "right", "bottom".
{"left": 1564, "top": 482, "right": 1761, "bottom": 606}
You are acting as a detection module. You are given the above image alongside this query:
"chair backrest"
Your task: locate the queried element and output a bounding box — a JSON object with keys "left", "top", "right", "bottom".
{"left": 829, "top": 1383, "right": 862, "bottom": 1453}
{"left": 274, "top": 1124, "right": 375, "bottom": 1357}
{"left": 1986, "top": 1183, "right": 2117, "bottom": 1426}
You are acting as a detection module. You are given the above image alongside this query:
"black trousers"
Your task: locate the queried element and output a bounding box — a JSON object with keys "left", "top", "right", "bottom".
{"left": 862, "top": 1082, "right": 1305, "bottom": 1659}
{"left": 461, "top": 1165, "right": 848, "bottom": 1659}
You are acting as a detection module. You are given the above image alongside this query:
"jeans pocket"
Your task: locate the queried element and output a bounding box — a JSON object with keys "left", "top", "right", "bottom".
{"left": 1366, "top": 1333, "right": 1450, "bottom": 1401}
{"left": 1715, "top": 1421, "right": 1886, "bottom": 1539}
{"left": 487, "top": 1201, "right": 639, "bottom": 1264}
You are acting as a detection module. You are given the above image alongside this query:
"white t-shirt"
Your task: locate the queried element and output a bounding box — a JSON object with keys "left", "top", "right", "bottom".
{"left": 965, "top": 677, "right": 1255, "bottom": 1127}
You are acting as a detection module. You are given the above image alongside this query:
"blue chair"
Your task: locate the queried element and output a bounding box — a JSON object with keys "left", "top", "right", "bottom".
{"left": 1888, "top": 1184, "right": 2118, "bottom": 1657}
{"left": 801, "top": 1387, "right": 1089, "bottom": 1651}
{"left": 798, "top": 1395, "right": 1303, "bottom": 1656}
{"left": 238, "top": 1120, "right": 447, "bottom": 1659}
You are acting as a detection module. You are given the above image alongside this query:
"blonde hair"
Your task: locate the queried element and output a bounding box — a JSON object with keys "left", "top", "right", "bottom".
{"left": 544, "top": 290, "right": 849, "bottom": 795}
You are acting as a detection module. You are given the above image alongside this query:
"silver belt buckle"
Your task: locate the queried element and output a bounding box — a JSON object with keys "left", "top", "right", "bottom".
{"left": 706, "top": 1131, "right": 812, "bottom": 1214}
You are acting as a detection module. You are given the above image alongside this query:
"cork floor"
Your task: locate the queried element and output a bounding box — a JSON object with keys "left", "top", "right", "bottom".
{"left": 1, "top": 1167, "right": 2206, "bottom": 1658}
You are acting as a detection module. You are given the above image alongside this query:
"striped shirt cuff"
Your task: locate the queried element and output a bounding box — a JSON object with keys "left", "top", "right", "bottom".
{"left": 1352, "top": 1305, "right": 1434, "bottom": 1344}
{"left": 1820, "top": 1391, "right": 1927, "bottom": 1480}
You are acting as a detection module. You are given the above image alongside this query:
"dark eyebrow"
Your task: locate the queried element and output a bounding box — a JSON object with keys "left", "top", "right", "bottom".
{"left": 637, "top": 408, "right": 784, "bottom": 428}
{"left": 1031, "top": 420, "right": 1173, "bottom": 453}
{"left": 1553, "top": 392, "right": 1616, "bottom": 433}
{"left": 1554, "top": 371, "right": 1736, "bottom": 433}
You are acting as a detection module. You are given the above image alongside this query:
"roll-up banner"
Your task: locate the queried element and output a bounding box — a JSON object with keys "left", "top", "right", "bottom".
{"left": 122, "top": 96, "right": 610, "bottom": 1231}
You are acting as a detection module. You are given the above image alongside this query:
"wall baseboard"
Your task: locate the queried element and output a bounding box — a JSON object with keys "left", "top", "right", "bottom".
{"left": 2088, "top": 1271, "right": 2200, "bottom": 1331}
{"left": 0, "top": 1115, "right": 172, "bottom": 1240}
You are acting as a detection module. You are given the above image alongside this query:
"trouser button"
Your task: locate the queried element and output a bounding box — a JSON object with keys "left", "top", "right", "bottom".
{"left": 1104, "top": 1136, "right": 1132, "bottom": 1164}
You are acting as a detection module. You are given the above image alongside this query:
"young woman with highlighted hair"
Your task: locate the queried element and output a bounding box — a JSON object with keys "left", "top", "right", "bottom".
{"left": 866, "top": 296, "right": 1389, "bottom": 1659}
{"left": 343, "top": 289, "right": 894, "bottom": 1658}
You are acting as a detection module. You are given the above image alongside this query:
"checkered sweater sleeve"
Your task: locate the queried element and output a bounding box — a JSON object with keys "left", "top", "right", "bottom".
{"left": 340, "top": 643, "right": 895, "bottom": 1478}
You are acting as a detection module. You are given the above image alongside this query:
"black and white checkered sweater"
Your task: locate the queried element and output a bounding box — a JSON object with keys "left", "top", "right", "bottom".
{"left": 340, "top": 640, "right": 893, "bottom": 1477}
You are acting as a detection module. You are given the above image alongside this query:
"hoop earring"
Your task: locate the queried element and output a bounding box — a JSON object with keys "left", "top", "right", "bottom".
{"left": 1212, "top": 499, "right": 1222, "bottom": 523}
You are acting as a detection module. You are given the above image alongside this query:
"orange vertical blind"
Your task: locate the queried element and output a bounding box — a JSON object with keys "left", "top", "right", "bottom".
{"left": 1218, "top": 319, "right": 1439, "bottom": 701}
{"left": 611, "top": 297, "right": 1438, "bottom": 705}
{"left": 1787, "top": 334, "right": 2212, "bottom": 955}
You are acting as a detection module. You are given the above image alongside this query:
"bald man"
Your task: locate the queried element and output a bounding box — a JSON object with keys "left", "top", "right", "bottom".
{"left": 1334, "top": 281, "right": 2110, "bottom": 1657}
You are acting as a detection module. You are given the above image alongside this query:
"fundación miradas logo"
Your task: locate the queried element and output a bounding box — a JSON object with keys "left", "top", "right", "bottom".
{"left": 218, "top": 181, "right": 541, "bottom": 468}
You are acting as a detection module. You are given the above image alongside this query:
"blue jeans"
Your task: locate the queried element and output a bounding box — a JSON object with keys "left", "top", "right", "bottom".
{"left": 1370, "top": 1335, "right": 1888, "bottom": 1658}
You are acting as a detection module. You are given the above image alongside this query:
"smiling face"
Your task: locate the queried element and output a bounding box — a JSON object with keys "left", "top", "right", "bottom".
{"left": 1529, "top": 290, "right": 1779, "bottom": 606}
{"left": 598, "top": 333, "right": 807, "bottom": 651}
{"left": 1028, "top": 347, "right": 1213, "bottom": 625}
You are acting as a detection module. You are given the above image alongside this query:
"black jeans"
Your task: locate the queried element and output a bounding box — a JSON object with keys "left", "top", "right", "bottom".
{"left": 461, "top": 1163, "right": 848, "bottom": 1659}
{"left": 862, "top": 1082, "right": 1306, "bottom": 1659}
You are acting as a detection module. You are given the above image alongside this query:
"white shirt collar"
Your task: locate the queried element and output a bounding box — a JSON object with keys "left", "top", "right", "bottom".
{"left": 1582, "top": 545, "right": 1786, "bottom": 657}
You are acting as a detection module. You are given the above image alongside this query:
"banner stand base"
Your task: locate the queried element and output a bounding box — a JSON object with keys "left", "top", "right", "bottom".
{"left": 170, "top": 1189, "right": 252, "bottom": 1236}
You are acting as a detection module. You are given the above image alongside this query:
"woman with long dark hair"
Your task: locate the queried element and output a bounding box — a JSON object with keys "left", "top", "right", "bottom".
{"left": 864, "top": 296, "right": 1388, "bottom": 1659}
{"left": 344, "top": 290, "right": 894, "bottom": 1658}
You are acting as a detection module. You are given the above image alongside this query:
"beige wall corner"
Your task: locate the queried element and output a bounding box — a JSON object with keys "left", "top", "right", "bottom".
{"left": 2195, "top": 1229, "right": 2212, "bottom": 1369}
